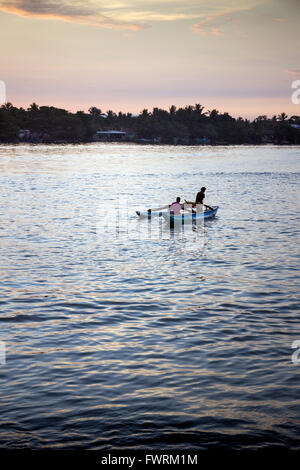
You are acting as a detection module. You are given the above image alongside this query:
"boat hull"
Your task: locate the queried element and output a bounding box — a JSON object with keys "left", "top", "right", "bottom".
{"left": 136, "top": 210, "right": 164, "bottom": 218}
{"left": 162, "top": 206, "right": 218, "bottom": 224}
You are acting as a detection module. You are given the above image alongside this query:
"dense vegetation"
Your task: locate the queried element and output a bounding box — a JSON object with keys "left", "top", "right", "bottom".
{"left": 0, "top": 102, "right": 300, "bottom": 144}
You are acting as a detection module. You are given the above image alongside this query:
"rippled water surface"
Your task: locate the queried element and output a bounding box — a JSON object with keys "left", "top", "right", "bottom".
{"left": 0, "top": 144, "right": 300, "bottom": 450}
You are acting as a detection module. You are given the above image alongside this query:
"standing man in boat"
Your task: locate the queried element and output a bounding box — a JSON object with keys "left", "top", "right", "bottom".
{"left": 195, "top": 187, "right": 213, "bottom": 212}
{"left": 184, "top": 188, "right": 213, "bottom": 212}
{"left": 195, "top": 187, "right": 206, "bottom": 212}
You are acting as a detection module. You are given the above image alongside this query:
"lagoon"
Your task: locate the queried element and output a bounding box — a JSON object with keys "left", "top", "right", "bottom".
{"left": 0, "top": 144, "right": 300, "bottom": 450}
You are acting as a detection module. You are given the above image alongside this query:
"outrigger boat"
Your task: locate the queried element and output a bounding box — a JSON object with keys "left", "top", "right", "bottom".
{"left": 136, "top": 206, "right": 218, "bottom": 222}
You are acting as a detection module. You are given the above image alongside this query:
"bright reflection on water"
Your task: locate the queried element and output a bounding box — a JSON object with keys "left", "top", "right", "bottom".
{"left": 0, "top": 144, "right": 300, "bottom": 450}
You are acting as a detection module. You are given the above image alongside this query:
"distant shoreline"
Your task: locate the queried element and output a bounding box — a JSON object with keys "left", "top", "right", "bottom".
{"left": 1, "top": 103, "right": 299, "bottom": 145}
{"left": 1, "top": 141, "right": 300, "bottom": 146}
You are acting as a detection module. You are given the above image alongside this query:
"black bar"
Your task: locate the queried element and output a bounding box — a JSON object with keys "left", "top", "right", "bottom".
{"left": 192, "top": 210, "right": 196, "bottom": 227}
{"left": 170, "top": 210, "right": 174, "bottom": 230}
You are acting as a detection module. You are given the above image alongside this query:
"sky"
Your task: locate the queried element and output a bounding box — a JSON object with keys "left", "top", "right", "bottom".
{"left": 0, "top": 0, "right": 299, "bottom": 118}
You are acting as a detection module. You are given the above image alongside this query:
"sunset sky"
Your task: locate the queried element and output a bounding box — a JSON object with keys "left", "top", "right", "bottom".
{"left": 0, "top": 0, "right": 299, "bottom": 118}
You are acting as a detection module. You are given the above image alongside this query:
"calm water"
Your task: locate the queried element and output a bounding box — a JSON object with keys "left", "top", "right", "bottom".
{"left": 0, "top": 144, "right": 300, "bottom": 451}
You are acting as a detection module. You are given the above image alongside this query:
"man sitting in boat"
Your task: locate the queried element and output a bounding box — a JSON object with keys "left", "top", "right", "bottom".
{"left": 169, "top": 197, "right": 182, "bottom": 215}
{"left": 147, "top": 197, "right": 183, "bottom": 214}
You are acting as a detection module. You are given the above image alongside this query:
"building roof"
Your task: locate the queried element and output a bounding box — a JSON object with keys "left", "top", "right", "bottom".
{"left": 96, "top": 130, "right": 127, "bottom": 135}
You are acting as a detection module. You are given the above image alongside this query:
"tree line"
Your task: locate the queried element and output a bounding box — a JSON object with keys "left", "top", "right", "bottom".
{"left": 0, "top": 102, "right": 299, "bottom": 144}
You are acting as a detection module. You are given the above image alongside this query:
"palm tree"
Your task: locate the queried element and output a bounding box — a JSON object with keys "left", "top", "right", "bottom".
{"left": 277, "top": 112, "right": 288, "bottom": 122}
{"left": 28, "top": 102, "right": 39, "bottom": 112}
{"left": 88, "top": 107, "right": 102, "bottom": 117}
{"left": 140, "top": 109, "right": 150, "bottom": 118}
{"left": 2, "top": 102, "right": 14, "bottom": 110}
{"left": 195, "top": 103, "right": 205, "bottom": 114}
{"left": 209, "top": 109, "right": 219, "bottom": 120}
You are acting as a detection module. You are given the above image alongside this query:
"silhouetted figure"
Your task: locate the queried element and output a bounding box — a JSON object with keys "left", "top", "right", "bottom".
{"left": 195, "top": 187, "right": 213, "bottom": 212}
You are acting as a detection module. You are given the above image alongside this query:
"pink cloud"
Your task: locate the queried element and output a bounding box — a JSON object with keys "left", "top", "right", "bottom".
{"left": 285, "top": 69, "right": 300, "bottom": 77}
{"left": 192, "top": 14, "right": 232, "bottom": 36}
{"left": 0, "top": 0, "right": 146, "bottom": 31}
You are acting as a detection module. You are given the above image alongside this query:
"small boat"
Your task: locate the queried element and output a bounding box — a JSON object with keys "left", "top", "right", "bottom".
{"left": 162, "top": 206, "right": 218, "bottom": 224}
